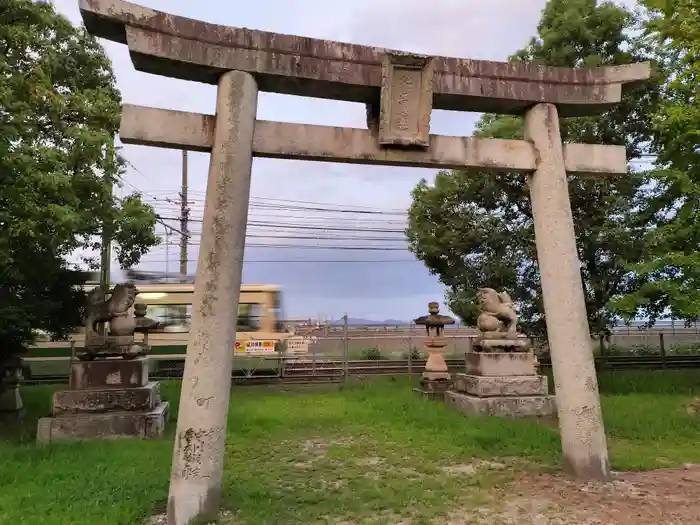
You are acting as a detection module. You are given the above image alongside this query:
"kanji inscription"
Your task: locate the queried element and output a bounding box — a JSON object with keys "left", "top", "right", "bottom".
{"left": 378, "top": 52, "right": 435, "bottom": 148}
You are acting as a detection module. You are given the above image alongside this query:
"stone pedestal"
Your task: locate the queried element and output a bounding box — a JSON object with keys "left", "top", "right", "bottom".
{"left": 423, "top": 337, "right": 451, "bottom": 380}
{"left": 474, "top": 337, "right": 530, "bottom": 352}
{"left": 0, "top": 383, "right": 25, "bottom": 419}
{"left": 414, "top": 377, "right": 453, "bottom": 399}
{"left": 1, "top": 356, "right": 25, "bottom": 418}
{"left": 37, "top": 357, "right": 169, "bottom": 443}
{"left": 445, "top": 352, "right": 556, "bottom": 418}
{"left": 414, "top": 335, "right": 453, "bottom": 399}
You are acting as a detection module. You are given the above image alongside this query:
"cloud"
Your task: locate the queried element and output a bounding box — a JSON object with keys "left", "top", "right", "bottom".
{"left": 53, "top": 0, "right": 558, "bottom": 320}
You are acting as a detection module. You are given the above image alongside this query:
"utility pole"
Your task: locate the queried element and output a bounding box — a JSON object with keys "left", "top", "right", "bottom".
{"left": 165, "top": 227, "right": 170, "bottom": 275}
{"left": 99, "top": 178, "right": 113, "bottom": 293}
{"left": 179, "top": 149, "right": 189, "bottom": 275}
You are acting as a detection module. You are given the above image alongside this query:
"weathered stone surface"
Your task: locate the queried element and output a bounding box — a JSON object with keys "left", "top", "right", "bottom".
{"left": 70, "top": 357, "right": 149, "bottom": 390}
{"left": 414, "top": 378, "right": 452, "bottom": 400}
{"left": 466, "top": 352, "right": 537, "bottom": 377}
{"left": 413, "top": 388, "right": 443, "bottom": 400}
{"left": 79, "top": 0, "right": 650, "bottom": 117}
{"left": 36, "top": 401, "right": 169, "bottom": 443}
{"left": 414, "top": 302, "right": 455, "bottom": 384}
{"left": 419, "top": 378, "right": 453, "bottom": 393}
{"left": 475, "top": 288, "right": 518, "bottom": 339}
{"left": 474, "top": 338, "right": 530, "bottom": 351}
{"left": 0, "top": 384, "right": 24, "bottom": 413}
{"left": 378, "top": 52, "right": 434, "bottom": 147}
{"left": 119, "top": 105, "right": 628, "bottom": 176}
{"left": 525, "top": 103, "right": 610, "bottom": 480}
{"left": 167, "top": 71, "right": 258, "bottom": 525}
{"left": 445, "top": 391, "right": 557, "bottom": 418}
{"left": 453, "top": 373, "right": 548, "bottom": 397}
{"left": 52, "top": 382, "right": 160, "bottom": 415}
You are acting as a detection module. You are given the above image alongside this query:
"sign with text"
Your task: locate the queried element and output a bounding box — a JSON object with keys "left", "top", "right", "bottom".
{"left": 234, "top": 339, "right": 276, "bottom": 354}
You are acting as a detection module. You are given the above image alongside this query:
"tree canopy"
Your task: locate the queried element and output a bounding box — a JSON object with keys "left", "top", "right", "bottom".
{"left": 406, "top": 0, "right": 661, "bottom": 338}
{"left": 0, "top": 0, "right": 160, "bottom": 357}
{"left": 609, "top": 0, "right": 700, "bottom": 324}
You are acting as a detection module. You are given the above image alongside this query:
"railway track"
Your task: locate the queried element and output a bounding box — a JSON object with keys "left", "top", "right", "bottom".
{"left": 22, "top": 354, "right": 700, "bottom": 385}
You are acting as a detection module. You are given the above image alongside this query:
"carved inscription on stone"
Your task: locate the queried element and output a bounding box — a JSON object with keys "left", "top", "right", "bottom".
{"left": 392, "top": 72, "right": 419, "bottom": 133}
{"left": 378, "top": 51, "right": 435, "bottom": 148}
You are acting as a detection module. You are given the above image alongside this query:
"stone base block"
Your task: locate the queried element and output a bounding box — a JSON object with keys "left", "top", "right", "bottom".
{"left": 52, "top": 382, "right": 161, "bottom": 415}
{"left": 0, "top": 384, "right": 25, "bottom": 420}
{"left": 0, "top": 384, "right": 24, "bottom": 412}
{"left": 474, "top": 338, "right": 530, "bottom": 351}
{"left": 422, "top": 371, "right": 451, "bottom": 381}
{"left": 413, "top": 388, "right": 443, "bottom": 400}
{"left": 414, "top": 378, "right": 453, "bottom": 400}
{"left": 453, "top": 373, "right": 548, "bottom": 397}
{"left": 0, "top": 408, "right": 26, "bottom": 420}
{"left": 413, "top": 388, "right": 436, "bottom": 399}
{"left": 466, "top": 352, "right": 536, "bottom": 377}
{"left": 445, "top": 391, "right": 556, "bottom": 419}
{"left": 70, "top": 357, "right": 149, "bottom": 390}
{"left": 36, "top": 401, "right": 169, "bottom": 443}
{"left": 421, "top": 378, "right": 453, "bottom": 392}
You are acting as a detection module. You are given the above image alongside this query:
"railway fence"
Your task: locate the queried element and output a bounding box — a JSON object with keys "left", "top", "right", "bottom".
{"left": 23, "top": 353, "right": 700, "bottom": 386}
{"left": 21, "top": 327, "right": 700, "bottom": 386}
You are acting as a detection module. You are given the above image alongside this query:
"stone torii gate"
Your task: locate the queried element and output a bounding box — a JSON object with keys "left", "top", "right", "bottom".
{"left": 79, "top": 1, "right": 650, "bottom": 523}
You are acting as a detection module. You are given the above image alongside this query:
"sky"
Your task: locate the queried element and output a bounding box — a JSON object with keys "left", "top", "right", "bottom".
{"left": 54, "top": 0, "right": 635, "bottom": 322}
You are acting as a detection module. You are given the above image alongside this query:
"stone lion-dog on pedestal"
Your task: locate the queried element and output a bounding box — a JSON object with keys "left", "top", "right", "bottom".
{"left": 474, "top": 288, "right": 529, "bottom": 352}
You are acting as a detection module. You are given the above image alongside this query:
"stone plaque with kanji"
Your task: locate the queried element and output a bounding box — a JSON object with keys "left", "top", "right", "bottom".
{"left": 378, "top": 51, "right": 435, "bottom": 148}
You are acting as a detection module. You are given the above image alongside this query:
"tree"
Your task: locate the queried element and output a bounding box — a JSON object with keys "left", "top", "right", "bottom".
{"left": 609, "top": 0, "right": 700, "bottom": 324}
{"left": 0, "top": 0, "right": 160, "bottom": 374}
{"left": 407, "top": 0, "right": 661, "bottom": 338}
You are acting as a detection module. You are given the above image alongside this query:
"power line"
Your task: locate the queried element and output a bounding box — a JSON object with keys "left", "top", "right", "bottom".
{"left": 156, "top": 216, "right": 406, "bottom": 233}
{"left": 163, "top": 233, "right": 407, "bottom": 242}
{"left": 147, "top": 199, "right": 409, "bottom": 218}
{"left": 145, "top": 243, "right": 409, "bottom": 251}
{"left": 139, "top": 259, "right": 422, "bottom": 263}
{"left": 159, "top": 212, "right": 408, "bottom": 226}
{"left": 155, "top": 217, "right": 186, "bottom": 236}
{"left": 244, "top": 202, "right": 406, "bottom": 215}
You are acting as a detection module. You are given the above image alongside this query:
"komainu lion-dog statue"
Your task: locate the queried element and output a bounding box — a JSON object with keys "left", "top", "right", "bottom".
{"left": 476, "top": 288, "right": 518, "bottom": 339}
{"left": 474, "top": 288, "right": 530, "bottom": 352}
{"left": 79, "top": 283, "right": 157, "bottom": 361}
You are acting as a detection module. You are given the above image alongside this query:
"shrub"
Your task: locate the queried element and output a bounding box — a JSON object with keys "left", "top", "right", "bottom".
{"left": 402, "top": 347, "right": 422, "bottom": 360}
{"left": 360, "top": 347, "right": 383, "bottom": 360}
{"left": 668, "top": 343, "right": 700, "bottom": 355}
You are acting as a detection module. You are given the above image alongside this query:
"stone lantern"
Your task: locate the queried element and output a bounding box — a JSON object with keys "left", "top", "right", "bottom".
{"left": 413, "top": 301, "right": 455, "bottom": 398}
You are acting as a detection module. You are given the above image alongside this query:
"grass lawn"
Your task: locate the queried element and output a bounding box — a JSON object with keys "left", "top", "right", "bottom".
{"left": 1, "top": 371, "right": 700, "bottom": 525}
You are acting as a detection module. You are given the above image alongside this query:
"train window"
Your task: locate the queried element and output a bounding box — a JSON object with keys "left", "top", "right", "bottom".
{"left": 148, "top": 305, "right": 192, "bottom": 333}
{"left": 272, "top": 291, "right": 285, "bottom": 331}
{"left": 144, "top": 303, "right": 264, "bottom": 332}
{"left": 237, "top": 303, "right": 262, "bottom": 331}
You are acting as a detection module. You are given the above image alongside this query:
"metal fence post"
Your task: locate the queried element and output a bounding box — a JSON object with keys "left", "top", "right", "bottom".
{"left": 312, "top": 338, "right": 317, "bottom": 376}
{"left": 69, "top": 340, "right": 76, "bottom": 389}
{"left": 408, "top": 322, "right": 413, "bottom": 375}
{"left": 465, "top": 337, "right": 471, "bottom": 371}
{"left": 659, "top": 332, "right": 666, "bottom": 368}
{"left": 343, "top": 313, "right": 349, "bottom": 382}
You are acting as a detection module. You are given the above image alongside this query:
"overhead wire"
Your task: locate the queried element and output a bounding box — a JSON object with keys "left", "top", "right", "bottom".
{"left": 140, "top": 258, "right": 422, "bottom": 263}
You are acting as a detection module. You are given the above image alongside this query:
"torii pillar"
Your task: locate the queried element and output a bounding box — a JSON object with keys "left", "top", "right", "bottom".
{"left": 166, "top": 71, "right": 258, "bottom": 524}
{"left": 525, "top": 103, "right": 609, "bottom": 478}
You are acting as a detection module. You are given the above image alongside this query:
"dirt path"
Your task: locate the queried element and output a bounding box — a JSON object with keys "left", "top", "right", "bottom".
{"left": 145, "top": 464, "right": 700, "bottom": 524}
{"left": 457, "top": 464, "right": 700, "bottom": 524}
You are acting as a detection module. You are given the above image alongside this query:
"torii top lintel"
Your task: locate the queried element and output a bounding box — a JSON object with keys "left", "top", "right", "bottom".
{"left": 79, "top": 0, "right": 650, "bottom": 117}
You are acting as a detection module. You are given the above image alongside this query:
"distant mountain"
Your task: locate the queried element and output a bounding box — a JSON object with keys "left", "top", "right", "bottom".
{"left": 331, "top": 318, "right": 409, "bottom": 326}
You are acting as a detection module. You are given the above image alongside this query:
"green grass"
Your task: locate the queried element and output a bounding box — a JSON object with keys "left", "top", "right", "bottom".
{"left": 1, "top": 371, "right": 700, "bottom": 525}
